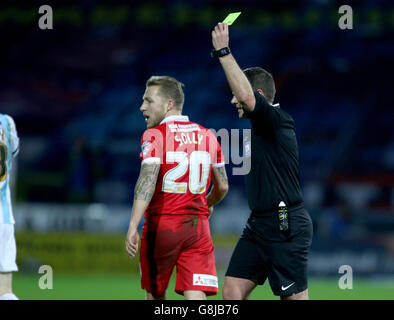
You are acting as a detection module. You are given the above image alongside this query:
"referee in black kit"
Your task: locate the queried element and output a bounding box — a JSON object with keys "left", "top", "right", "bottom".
{"left": 211, "top": 23, "right": 313, "bottom": 300}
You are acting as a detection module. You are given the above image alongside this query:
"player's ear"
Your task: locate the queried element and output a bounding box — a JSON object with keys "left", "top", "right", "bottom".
{"left": 167, "top": 99, "right": 175, "bottom": 112}
{"left": 256, "top": 89, "right": 264, "bottom": 97}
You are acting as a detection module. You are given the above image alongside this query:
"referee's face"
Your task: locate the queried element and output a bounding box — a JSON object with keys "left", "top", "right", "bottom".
{"left": 231, "top": 95, "right": 245, "bottom": 118}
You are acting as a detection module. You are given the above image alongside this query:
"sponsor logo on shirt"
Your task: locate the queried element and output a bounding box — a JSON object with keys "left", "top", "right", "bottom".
{"left": 141, "top": 141, "right": 152, "bottom": 156}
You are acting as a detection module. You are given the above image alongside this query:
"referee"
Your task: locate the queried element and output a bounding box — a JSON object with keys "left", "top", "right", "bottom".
{"left": 211, "top": 23, "right": 313, "bottom": 300}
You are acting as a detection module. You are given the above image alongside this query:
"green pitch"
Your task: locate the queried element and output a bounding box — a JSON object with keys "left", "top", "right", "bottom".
{"left": 13, "top": 273, "right": 394, "bottom": 300}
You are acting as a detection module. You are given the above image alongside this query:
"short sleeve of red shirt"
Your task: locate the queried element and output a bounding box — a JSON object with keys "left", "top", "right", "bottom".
{"left": 208, "top": 130, "right": 225, "bottom": 168}
{"left": 139, "top": 128, "right": 164, "bottom": 165}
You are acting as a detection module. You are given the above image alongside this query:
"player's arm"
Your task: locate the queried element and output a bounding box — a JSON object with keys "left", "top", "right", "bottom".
{"left": 212, "top": 22, "right": 256, "bottom": 112}
{"left": 207, "top": 165, "right": 229, "bottom": 216}
{"left": 125, "top": 162, "right": 160, "bottom": 259}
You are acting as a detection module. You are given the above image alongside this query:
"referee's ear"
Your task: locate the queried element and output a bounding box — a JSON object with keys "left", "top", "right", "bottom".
{"left": 256, "top": 89, "right": 272, "bottom": 105}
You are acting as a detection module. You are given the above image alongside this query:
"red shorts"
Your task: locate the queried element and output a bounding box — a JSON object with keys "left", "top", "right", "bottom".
{"left": 140, "top": 214, "right": 218, "bottom": 297}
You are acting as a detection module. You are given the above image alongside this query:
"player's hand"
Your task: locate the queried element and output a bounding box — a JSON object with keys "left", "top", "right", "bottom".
{"left": 211, "top": 22, "right": 229, "bottom": 51}
{"left": 125, "top": 226, "right": 140, "bottom": 259}
{"left": 208, "top": 206, "right": 214, "bottom": 216}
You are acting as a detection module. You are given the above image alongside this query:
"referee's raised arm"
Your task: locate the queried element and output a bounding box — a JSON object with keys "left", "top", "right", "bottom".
{"left": 211, "top": 22, "right": 256, "bottom": 112}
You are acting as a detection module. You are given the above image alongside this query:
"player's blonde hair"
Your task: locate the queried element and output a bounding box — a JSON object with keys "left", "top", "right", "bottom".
{"left": 146, "top": 76, "right": 185, "bottom": 111}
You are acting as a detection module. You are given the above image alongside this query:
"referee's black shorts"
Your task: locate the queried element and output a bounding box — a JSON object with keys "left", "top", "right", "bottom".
{"left": 225, "top": 204, "right": 313, "bottom": 296}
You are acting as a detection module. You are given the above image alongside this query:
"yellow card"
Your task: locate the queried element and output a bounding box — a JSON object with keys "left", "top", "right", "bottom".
{"left": 222, "top": 12, "right": 241, "bottom": 25}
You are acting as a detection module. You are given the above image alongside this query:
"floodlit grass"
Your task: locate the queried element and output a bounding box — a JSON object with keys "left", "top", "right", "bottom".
{"left": 13, "top": 273, "right": 394, "bottom": 300}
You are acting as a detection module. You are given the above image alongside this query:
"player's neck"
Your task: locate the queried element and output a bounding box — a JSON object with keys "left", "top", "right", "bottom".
{"left": 164, "top": 110, "right": 182, "bottom": 118}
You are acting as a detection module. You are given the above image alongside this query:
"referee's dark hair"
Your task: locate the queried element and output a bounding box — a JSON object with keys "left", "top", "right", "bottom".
{"left": 243, "top": 67, "right": 276, "bottom": 104}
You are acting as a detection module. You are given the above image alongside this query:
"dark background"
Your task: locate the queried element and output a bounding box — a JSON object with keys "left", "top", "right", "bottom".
{"left": 2, "top": 0, "right": 394, "bottom": 278}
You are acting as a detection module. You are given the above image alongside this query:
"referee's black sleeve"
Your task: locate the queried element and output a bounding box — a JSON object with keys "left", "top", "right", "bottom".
{"left": 243, "top": 91, "right": 281, "bottom": 131}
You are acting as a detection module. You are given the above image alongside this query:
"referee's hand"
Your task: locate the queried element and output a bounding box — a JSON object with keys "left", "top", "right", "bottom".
{"left": 211, "top": 22, "right": 229, "bottom": 51}
{"left": 125, "top": 227, "right": 140, "bottom": 259}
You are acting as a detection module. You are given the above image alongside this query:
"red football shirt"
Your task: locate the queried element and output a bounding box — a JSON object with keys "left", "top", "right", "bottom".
{"left": 139, "top": 115, "right": 225, "bottom": 216}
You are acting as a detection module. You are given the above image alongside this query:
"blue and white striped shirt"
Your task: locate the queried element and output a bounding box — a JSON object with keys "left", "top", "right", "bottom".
{"left": 0, "top": 114, "right": 19, "bottom": 224}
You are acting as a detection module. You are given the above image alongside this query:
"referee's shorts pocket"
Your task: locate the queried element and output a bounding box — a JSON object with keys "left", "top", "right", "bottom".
{"left": 248, "top": 214, "right": 291, "bottom": 242}
{"left": 289, "top": 209, "right": 313, "bottom": 246}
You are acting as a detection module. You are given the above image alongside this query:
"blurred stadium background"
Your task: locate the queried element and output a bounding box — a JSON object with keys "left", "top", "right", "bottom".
{"left": 2, "top": 0, "right": 394, "bottom": 299}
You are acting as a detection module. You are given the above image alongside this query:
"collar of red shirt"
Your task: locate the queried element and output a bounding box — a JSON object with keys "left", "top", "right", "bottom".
{"left": 160, "top": 115, "right": 189, "bottom": 124}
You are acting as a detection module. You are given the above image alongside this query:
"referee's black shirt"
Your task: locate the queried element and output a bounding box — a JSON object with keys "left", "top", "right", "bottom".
{"left": 243, "top": 91, "right": 303, "bottom": 213}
